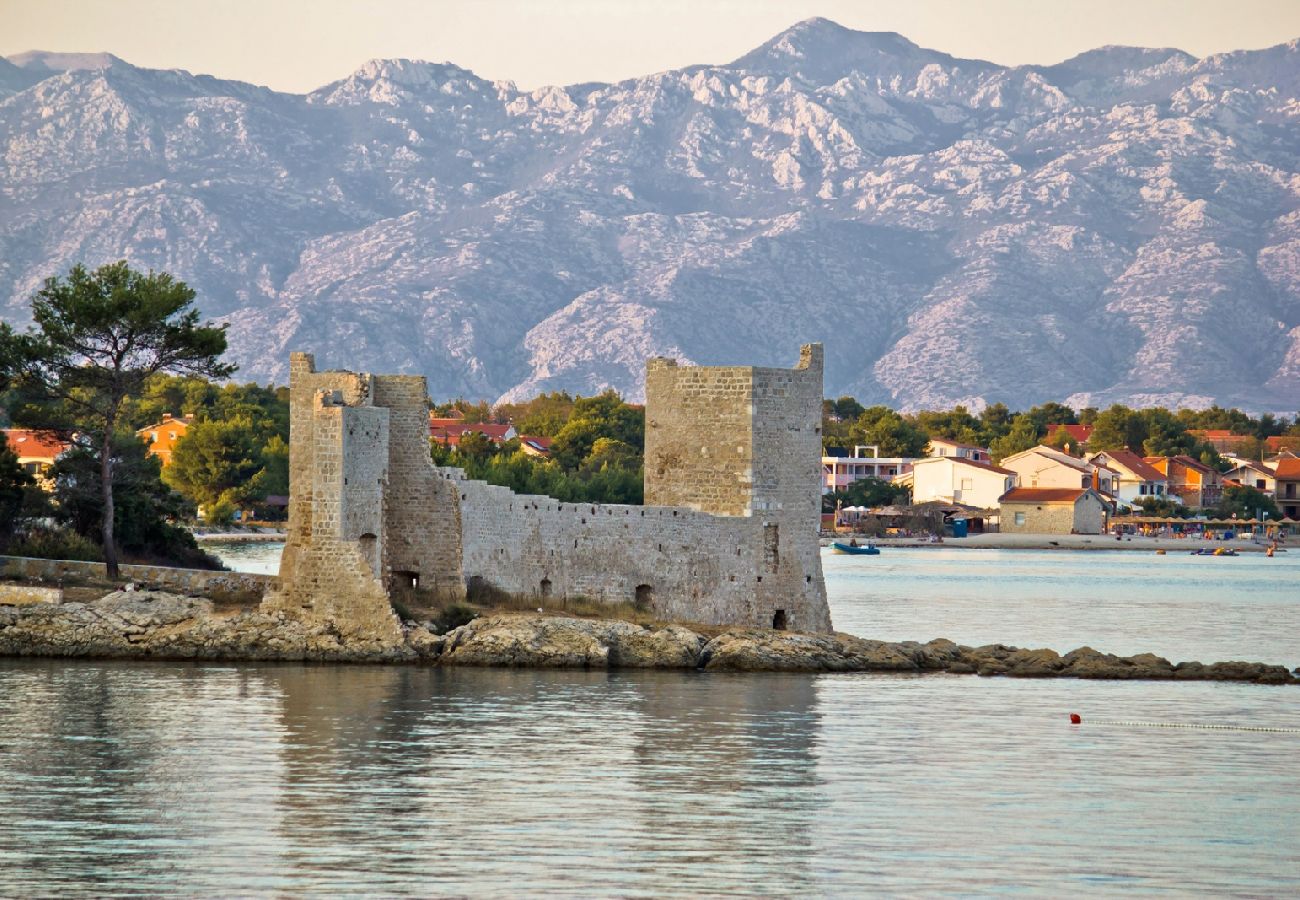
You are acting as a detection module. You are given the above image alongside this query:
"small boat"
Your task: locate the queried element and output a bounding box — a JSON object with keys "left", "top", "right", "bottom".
{"left": 1190, "top": 548, "right": 1238, "bottom": 557}
{"left": 833, "top": 541, "right": 880, "bottom": 556}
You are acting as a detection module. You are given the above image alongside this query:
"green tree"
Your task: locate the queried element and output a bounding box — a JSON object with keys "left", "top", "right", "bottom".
{"left": 849, "top": 406, "right": 928, "bottom": 457}
{"left": 977, "top": 402, "right": 1014, "bottom": 444}
{"left": 49, "top": 437, "right": 217, "bottom": 569}
{"left": 1022, "top": 402, "right": 1077, "bottom": 435}
{"left": 1213, "top": 484, "right": 1280, "bottom": 521}
{"left": 989, "top": 415, "right": 1040, "bottom": 463}
{"left": 824, "top": 396, "right": 866, "bottom": 422}
{"left": 1089, "top": 404, "right": 1145, "bottom": 452}
{"left": 163, "top": 417, "right": 268, "bottom": 509}
{"left": 1044, "top": 425, "right": 1076, "bottom": 454}
{"left": 913, "top": 405, "right": 982, "bottom": 443}
{"left": 823, "top": 477, "right": 909, "bottom": 512}
{"left": 455, "top": 430, "right": 496, "bottom": 459}
{"left": 1140, "top": 408, "right": 1195, "bottom": 457}
{"left": 0, "top": 262, "right": 232, "bottom": 576}
{"left": 497, "top": 391, "right": 575, "bottom": 437}
{"left": 579, "top": 437, "right": 640, "bottom": 476}
{"left": 550, "top": 390, "right": 644, "bottom": 470}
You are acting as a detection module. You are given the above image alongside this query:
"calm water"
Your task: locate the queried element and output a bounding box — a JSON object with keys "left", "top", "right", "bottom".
{"left": 0, "top": 543, "right": 1295, "bottom": 895}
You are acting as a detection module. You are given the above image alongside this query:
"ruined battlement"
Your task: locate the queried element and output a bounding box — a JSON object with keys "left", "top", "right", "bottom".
{"left": 265, "top": 346, "right": 831, "bottom": 635}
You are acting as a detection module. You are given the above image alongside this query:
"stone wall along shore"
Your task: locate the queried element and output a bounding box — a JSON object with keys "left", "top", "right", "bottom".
{"left": 0, "top": 555, "right": 273, "bottom": 603}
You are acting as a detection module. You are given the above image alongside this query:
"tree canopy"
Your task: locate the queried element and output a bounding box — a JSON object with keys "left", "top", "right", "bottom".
{"left": 0, "top": 261, "right": 232, "bottom": 575}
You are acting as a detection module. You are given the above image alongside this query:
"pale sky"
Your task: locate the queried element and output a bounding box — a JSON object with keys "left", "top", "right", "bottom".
{"left": 2, "top": 0, "right": 1298, "bottom": 93}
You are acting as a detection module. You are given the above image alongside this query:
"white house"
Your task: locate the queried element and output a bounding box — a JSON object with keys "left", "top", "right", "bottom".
{"left": 908, "top": 456, "right": 1016, "bottom": 509}
{"left": 822, "top": 445, "right": 917, "bottom": 494}
{"left": 926, "top": 438, "right": 992, "bottom": 464}
{"left": 1088, "top": 448, "right": 1171, "bottom": 506}
{"left": 999, "top": 445, "right": 1121, "bottom": 498}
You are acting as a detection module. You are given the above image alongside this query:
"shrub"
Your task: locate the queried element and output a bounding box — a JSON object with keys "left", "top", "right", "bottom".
{"left": 6, "top": 525, "right": 103, "bottom": 562}
{"left": 431, "top": 603, "right": 478, "bottom": 633}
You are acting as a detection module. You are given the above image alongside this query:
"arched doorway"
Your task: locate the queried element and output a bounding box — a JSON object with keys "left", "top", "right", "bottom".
{"left": 772, "top": 609, "right": 788, "bottom": 630}
{"left": 634, "top": 583, "right": 653, "bottom": 612}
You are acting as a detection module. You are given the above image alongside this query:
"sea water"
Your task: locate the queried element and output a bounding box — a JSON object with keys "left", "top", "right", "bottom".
{"left": 0, "top": 543, "right": 1295, "bottom": 895}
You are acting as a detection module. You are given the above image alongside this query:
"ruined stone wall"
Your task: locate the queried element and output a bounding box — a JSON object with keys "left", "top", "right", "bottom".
{"left": 372, "top": 375, "right": 464, "bottom": 596}
{"left": 748, "top": 345, "right": 828, "bottom": 630}
{"left": 262, "top": 355, "right": 404, "bottom": 646}
{"left": 0, "top": 556, "right": 272, "bottom": 602}
{"left": 271, "top": 345, "right": 832, "bottom": 636}
{"left": 644, "top": 359, "right": 754, "bottom": 515}
{"left": 449, "top": 469, "right": 768, "bottom": 626}
{"left": 641, "top": 345, "right": 829, "bottom": 632}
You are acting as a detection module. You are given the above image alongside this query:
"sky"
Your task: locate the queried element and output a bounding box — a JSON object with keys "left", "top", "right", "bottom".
{"left": 2, "top": 0, "right": 1299, "bottom": 93}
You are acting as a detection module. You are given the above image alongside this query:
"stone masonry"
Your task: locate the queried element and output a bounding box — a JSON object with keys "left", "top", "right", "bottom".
{"left": 266, "top": 346, "right": 832, "bottom": 637}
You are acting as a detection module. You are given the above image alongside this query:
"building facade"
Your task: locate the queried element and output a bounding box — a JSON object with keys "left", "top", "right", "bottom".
{"left": 999, "top": 487, "right": 1109, "bottom": 535}
{"left": 908, "top": 456, "right": 1015, "bottom": 509}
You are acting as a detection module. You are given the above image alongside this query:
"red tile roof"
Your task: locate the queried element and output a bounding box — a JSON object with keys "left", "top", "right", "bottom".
{"left": 1092, "top": 448, "right": 1166, "bottom": 483}
{"left": 1275, "top": 457, "right": 1300, "bottom": 479}
{"left": 1, "top": 428, "right": 70, "bottom": 461}
{"left": 1000, "top": 487, "right": 1093, "bottom": 503}
{"left": 944, "top": 456, "right": 1015, "bottom": 476}
{"left": 430, "top": 421, "right": 515, "bottom": 444}
{"left": 1047, "top": 424, "right": 1093, "bottom": 443}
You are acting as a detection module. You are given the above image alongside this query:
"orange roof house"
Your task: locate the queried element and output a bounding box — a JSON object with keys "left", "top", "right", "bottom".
{"left": 518, "top": 435, "right": 553, "bottom": 458}
{"left": 429, "top": 415, "right": 517, "bottom": 447}
{"left": 136, "top": 414, "right": 193, "bottom": 466}
{"left": 1046, "top": 424, "right": 1093, "bottom": 452}
{"left": 1276, "top": 457, "right": 1300, "bottom": 520}
{"left": 1189, "top": 429, "right": 1253, "bottom": 453}
{"left": 1145, "top": 455, "right": 1224, "bottom": 508}
{"left": 2, "top": 428, "right": 71, "bottom": 489}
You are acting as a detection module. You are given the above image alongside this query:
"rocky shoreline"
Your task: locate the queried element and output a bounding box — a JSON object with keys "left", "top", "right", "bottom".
{"left": 0, "top": 590, "right": 1295, "bottom": 685}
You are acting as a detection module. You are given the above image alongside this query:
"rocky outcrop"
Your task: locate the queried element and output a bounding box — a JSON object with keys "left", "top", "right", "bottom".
{"left": 0, "top": 590, "right": 415, "bottom": 663}
{"left": 427, "top": 615, "right": 704, "bottom": 669}
{"left": 0, "top": 593, "right": 1295, "bottom": 683}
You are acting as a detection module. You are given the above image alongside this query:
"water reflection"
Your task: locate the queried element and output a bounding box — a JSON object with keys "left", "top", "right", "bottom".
{"left": 2, "top": 659, "right": 1298, "bottom": 895}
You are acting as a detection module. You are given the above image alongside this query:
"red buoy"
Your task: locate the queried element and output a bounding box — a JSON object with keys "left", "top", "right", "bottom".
{"left": 1069, "top": 713, "right": 1082, "bottom": 724}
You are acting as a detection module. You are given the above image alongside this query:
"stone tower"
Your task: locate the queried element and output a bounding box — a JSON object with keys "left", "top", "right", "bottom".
{"left": 644, "top": 344, "right": 828, "bottom": 632}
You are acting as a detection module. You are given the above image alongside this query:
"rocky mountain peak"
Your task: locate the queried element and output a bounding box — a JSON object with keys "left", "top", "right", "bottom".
{"left": 0, "top": 21, "right": 1297, "bottom": 412}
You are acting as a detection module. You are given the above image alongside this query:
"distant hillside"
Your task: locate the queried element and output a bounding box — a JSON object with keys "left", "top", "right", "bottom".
{"left": 1, "top": 19, "right": 1298, "bottom": 411}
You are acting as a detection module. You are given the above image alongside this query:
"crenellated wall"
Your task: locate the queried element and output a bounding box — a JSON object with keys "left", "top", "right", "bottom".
{"left": 268, "top": 346, "right": 832, "bottom": 636}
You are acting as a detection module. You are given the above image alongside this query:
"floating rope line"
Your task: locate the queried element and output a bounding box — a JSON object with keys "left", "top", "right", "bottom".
{"left": 1069, "top": 714, "right": 1300, "bottom": 734}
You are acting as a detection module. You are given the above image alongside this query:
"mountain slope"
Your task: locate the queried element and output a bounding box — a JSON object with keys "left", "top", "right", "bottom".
{"left": 1, "top": 18, "right": 1298, "bottom": 410}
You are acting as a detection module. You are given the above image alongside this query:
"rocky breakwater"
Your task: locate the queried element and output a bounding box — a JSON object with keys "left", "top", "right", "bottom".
{"left": 0, "top": 592, "right": 1296, "bottom": 685}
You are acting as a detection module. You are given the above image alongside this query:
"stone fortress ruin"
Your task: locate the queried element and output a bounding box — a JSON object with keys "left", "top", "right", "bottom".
{"left": 262, "top": 345, "right": 832, "bottom": 642}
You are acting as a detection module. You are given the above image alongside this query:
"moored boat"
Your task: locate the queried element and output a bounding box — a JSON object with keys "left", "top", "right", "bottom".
{"left": 832, "top": 541, "right": 880, "bottom": 556}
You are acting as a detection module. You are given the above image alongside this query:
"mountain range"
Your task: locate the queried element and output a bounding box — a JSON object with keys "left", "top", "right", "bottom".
{"left": 2, "top": 18, "right": 1298, "bottom": 411}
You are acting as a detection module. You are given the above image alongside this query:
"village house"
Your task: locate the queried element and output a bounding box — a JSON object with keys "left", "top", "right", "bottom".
{"left": 999, "top": 487, "right": 1110, "bottom": 534}
{"left": 429, "top": 416, "right": 517, "bottom": 447}
{"left": 136, "top": 413, "right": 193, "bottom": 467}
{"left": 905, "top": 455, "right": 1015, "bottom": 509}
{"left": 1223, "top": 460, "right": 1276, "bottom": 497}
{"left": 1265, "top": 435, "right": 1300, "bottom": 456}
{"left": 1, "top": 428, "right": 70, "bottom": 490}
{"left": 1088, "top": 449, "right": 1170, "bottom": 506}
{"left": 1145, "top": 454, "right": 1223, "bottom": 508}
{"left": 1189, "top": 429, "right": 1252, "bottom": 454}
{"left": 926, "top": 437, "right": 991, "bottom": 463}
{"left": 518, "top": 435, "right": 553, "bottom": 458}
{"left": 1046, "top": 423, "right": 1093, "bottom": 454}
{"left": 998, "top": 445, "right": 1120, "bottom": 498}
{"left": 1276, "top": 457, "right": 1300, "bottom": 521}
{"left": 821, "top": 445, "right": 916, "bottom": 494}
